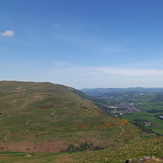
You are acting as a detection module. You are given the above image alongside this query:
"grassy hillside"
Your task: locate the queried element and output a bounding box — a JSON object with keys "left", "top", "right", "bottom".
{"left": 77, "top": 137, "right": 163, "bottom": 163}
{"left": 0, "top": 137, "right": 162, "bottom": 163}
{"left": 0, "top": 81, "right": 152, "bottom": 153}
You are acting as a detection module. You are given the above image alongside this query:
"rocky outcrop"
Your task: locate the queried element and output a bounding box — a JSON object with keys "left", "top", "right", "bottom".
{"left": 126, "top": 156, "right": 163, "bottom": 163}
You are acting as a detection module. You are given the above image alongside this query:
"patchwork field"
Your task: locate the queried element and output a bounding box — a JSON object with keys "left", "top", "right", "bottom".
{"left": 82, "top": 88, "right": 163, "bottom": 135}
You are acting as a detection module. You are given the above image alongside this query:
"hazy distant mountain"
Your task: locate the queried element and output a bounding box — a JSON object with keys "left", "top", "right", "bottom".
{"left": 81, "top": 87, "right": 163, "bottom": 96}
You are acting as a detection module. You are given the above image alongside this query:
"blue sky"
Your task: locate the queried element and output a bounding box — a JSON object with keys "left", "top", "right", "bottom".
{"left": 1, "top": 0, "right": 163, "bottom": 89}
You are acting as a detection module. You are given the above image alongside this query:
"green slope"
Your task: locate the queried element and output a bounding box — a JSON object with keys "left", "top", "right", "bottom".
{"left": 0, "top": 81, "right": 152, "bottom": 153}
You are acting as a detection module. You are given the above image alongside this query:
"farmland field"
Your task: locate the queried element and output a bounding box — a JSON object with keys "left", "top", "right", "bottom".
{"left": 82, "top": 88, "right": 163, "bottom": 135}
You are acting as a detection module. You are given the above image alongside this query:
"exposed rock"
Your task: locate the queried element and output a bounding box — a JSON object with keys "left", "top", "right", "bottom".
{"left": 125, "top": 159, "right": 132, "bottom": 163}
{"left": 125, "top": 156, "right": 163, "bottom": 163}
{"left": 25, "top": 154, "right": 32, "bottom": 157}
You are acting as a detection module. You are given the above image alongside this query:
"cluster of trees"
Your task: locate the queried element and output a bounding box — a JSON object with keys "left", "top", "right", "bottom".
{"left": 133, "top": 122, "right": 153, "bottom": 134}
{"left": 61, "top": 141, "right": 104, "bottom": 153}
{"left": 132, "top": 119, "right": 153, "bottom": 134}
{"left": 132, "top": 118, "right": 163, "bottom": 136}
{"left": 133, "top": 119, "right": 148, "bottom": 123}
{"left": 147, "top": 110, "right": 162, "bottom": 113}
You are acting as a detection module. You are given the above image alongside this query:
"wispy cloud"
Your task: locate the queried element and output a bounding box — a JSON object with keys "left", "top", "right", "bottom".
{"left": 98, "top": 46, "right": 128, "bottom": 54}
{"left": 48, "top": 64, "right": 163, "bottom": 77}
{"left": 2, "top": 60, "right": 163, "bottom": 89}
{"left": 52, "top": 23, "right": 60, "bottom": 27}
{"left": 1, "top": 30, "right": 15, "bottom": 36}
{"left": 42, "top": 66, "right": 163, "bottom": 88}
{"left": 121, "top": 60, "right": 163, "bottom": 69}
{"left": 88, "top": 67, "right": 163, "bottom": 76}
{"left": 53, "top": 61, "right": 73, "bottom": 67}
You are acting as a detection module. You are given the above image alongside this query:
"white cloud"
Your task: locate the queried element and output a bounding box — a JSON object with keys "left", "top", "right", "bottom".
{"left": 1, "top": 30, "right": 15, "bottom": 36}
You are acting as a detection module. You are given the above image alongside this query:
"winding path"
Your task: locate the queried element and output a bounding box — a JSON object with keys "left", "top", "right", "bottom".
{"left": 4, "top": 130, "right": 10, "bottom": 141}
{"left": 118, "top": 126, "right": 124, "bottom": 137}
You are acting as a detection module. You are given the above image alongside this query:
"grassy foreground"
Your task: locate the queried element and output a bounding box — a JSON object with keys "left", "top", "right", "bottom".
{"left": 0, "top": 137, "right": 162, "bottom": 163}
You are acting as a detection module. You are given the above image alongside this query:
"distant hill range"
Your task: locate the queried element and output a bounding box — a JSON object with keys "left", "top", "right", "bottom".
{"left": 81, "top": 87, "right": 163, "bottom": 96}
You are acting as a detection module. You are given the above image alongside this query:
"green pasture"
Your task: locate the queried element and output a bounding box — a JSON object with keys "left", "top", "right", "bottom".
{"left": 138, "top": 102, "right": 163, "bottom": 111}
{"left": 124, "top": 112, "right": 163, "bottom": 135}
